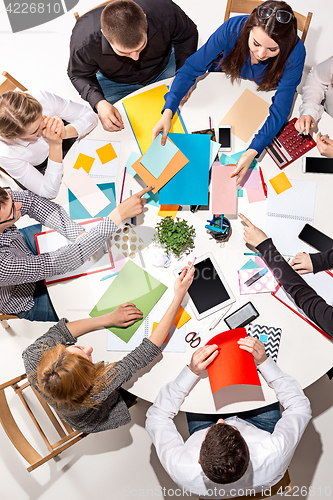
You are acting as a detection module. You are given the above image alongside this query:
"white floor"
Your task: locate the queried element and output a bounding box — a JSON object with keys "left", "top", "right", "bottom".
{"left": 1, "top": 0, "right": 333, "bottom": 498}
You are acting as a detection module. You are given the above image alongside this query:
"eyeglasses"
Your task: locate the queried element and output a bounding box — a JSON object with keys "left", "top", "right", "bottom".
{"left": 185, "top": 331, "right": 201, "bottom": 348}
{"left": 0, "top": 187, "right": 16, "bottom": 225}
{"left": 257, "top": 6, "right": 293, "bottom": 24}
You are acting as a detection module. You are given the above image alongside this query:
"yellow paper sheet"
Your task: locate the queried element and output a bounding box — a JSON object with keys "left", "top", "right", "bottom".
{"left": 96, "top": 143, "right": 117, "bottom": 164}
{"left": 220, "top": 89, "right": 270, "bottom": 143}
{"left": 152, "top": 321, "right": 170, "bottom": 343}
{"left": 158, "top": 204, "right": 180, "bottom": 219}
{"left": 174, "top": 305, "right": 191, "bottom": 329}
{"left": 73, "top": 153, "right": 95, "bottom": 173}
{"left": 269, "top": 172, "right": 292, "bottom": 195}
{"left": 122, "top": 84, "right": 186, "bottom": 154}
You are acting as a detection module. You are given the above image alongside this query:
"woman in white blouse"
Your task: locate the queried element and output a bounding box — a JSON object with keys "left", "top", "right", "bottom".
{"left": 295, "top": 56, "right": 333, "bottom": 157}
{"left": 0, "top": 89, "right": 98, "bottom": 198}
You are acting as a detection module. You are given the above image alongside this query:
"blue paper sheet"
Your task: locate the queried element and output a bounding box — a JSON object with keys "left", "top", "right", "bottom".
{"left": 69, "top": 183, "right": 116, "bottom": 220}
{"left": 141, "top": 134, "right": 179, "bottom": 178}
{"left": 124, "top": 151, "right": 141, "bottom": 177}
{"left": 159, "top": 133, "right": 211, "bottom": 205}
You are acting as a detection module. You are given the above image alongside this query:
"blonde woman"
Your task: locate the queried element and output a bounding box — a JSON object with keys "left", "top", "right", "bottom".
{"left": 22, "top": 265, "right": 194, "bottom": 433}
{"left": 0, "top": 89, "right": 98, "bottom": 198}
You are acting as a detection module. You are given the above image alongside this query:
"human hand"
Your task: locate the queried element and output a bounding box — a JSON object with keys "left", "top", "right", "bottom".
{"left": 189, "top": 344, "right": 219, "bottom": 375}
{"left": 239, "top": 213, "right": 268, "bottom": 248}
{"left": 174, "top": 263, "right": 195, "bottom": 302}
{"left": 42, "top": 115, "right": 63, "bottom": 143}
{"left": 238, "top": 336, "right": 267, "bottom": 365}
{"left": 295, "top": 115, "right": 315, "bottom": 134}
{"left": 105, "top": 303, "right": 143, "bottom": 327}
{"left": 316, "top": 133, "right": 333, "bottom": 157}
{"left": 230, "top": 149, "right": 258, "bottom": 186}
{"left": 152, "top": 109, "right": 173, "bottom": 145}
{"left": 290, "top": 252, "right": 313, "bottom": 274}
{"left": 95, "top": 100, "right": 124, "bottom": 132}
{"left": 117, "top": 186, "right": 154, "bottom": 222}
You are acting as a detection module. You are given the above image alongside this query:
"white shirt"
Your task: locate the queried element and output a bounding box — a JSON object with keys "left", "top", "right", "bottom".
{"left": 146, "top": 357, "right": 311, "bottom": 499}
{"left": 0, "top": 89, "right": 98, "bottom": 199}
{"left": 299, "top": 56, "right": 333, "bottom": 122}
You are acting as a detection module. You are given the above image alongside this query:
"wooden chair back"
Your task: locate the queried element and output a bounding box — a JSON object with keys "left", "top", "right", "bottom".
{"left": 223, "top": 0, "right": 312, "bottom": 43}
{"left": 0, "top": 71, "right": 27, "bottom": 95}
{"left": 0, "top": 313, "right": 18, "bottom": 329}
{"left": 74, "top": 0, "right": 115, "bottom": 21}
{"left": 0, "top": 373, "right": 88, "bottom": 472}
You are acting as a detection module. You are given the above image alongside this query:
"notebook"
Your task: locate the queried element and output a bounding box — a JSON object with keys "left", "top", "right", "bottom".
{"left": 265, "top": 179, "right": 317, "bottom": 256}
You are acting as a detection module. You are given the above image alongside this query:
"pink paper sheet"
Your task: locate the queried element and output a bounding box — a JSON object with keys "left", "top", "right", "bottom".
{"left": 211, "top": 163, "right": 237, "bottom": 215}
{"left": 240, "top": 169, "right": 260, "bottom": 190}
{"left": 246, "top": 180, "right": 266, "bottom": 203}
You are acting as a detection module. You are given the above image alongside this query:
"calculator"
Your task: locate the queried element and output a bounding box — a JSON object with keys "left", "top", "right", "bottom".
{"left": 265, "top": 118, "right": 316, "bottom": 169}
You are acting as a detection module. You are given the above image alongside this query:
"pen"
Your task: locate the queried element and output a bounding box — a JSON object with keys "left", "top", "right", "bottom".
{"left": 208, "top": 304, "right": 232, "bottom": 331}
{"left": 258, "top": 166, "right": 267, "bottom": 197}
{"left": 190, "top": 205, "right": 200, "bottom": 213}
{"left": 244, "top": 252, "right": 262, "bottom": 256}
{"left": 100, "top": 272, "right": 120, "bottom": 281}
{"left": 297, "top": 126, "right": 306, "bottom": 136}
{"left": 119, "top": 166, "right": 127, "bottom": 203}
{"left": 130, "top": 189, "right": 135, "bottom": 225}
{"left": 186, "top": 256, "right": 196, "bottom": 276}
{"left": 245, "top": 267, "right": 268, "bottom": 287}
{"left": 209, "top": 116, "right": 212, "bottom": 129}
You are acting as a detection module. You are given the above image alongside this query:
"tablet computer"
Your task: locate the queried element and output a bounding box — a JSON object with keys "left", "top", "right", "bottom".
{"left": 173, "top": 252, "right": 236, "bottom": 320}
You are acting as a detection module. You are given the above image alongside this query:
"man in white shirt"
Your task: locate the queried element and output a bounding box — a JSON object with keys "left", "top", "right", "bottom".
{"left": 146, "top": 337, "right": 311, "bottom": 499}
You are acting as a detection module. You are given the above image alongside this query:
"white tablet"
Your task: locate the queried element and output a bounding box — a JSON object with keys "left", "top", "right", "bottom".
{"left": 173, "top": 252, "right": 236, "bottom": 320}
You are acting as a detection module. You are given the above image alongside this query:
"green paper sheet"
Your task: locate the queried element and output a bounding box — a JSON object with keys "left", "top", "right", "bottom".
{"left": 89, "top": 260, "right": 167, "bottom": 343}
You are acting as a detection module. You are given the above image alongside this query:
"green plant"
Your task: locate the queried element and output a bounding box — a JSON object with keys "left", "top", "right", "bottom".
{"left": 153, "top": 216, "right": 196, "bottom": 257}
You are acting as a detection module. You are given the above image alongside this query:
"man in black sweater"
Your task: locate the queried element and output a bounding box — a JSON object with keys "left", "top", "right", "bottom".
{"left": 68, "top": 0, "right": 198, "bottom": 132}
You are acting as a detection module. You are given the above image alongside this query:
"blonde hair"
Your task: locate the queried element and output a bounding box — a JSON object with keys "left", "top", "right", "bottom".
{"left": 35, "top": 344, "right": 118, "bottom": 410}
{"left": 0, "top": 91, "right": 42, "bottom": 139}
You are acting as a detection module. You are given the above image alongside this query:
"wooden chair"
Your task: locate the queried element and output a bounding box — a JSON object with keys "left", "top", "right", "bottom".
{"left": 0, "top": 373, "right": 88, "bottom": 472}
{"left": 0, "top": 313, "right": 18, "bottom": 329}
{"left": 74, "top": 0, "right": 114, "bottom": 21}
{"left": 0, "top": 71, "right": 27, "bottom": 94}
{"left": 223, "top": 0, "right": 312, "bottom": 44}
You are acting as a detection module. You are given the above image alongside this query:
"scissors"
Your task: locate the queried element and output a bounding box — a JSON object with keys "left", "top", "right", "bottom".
{"left": 185, "top": 331, "right": 201, "bottom": 348}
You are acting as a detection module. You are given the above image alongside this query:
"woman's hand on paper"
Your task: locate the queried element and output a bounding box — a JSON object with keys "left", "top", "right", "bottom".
{"left": 230, "top": 149, "right": 257, "bottom": 186}
{"left": 95, "top": 100, "right": 124, "bottom": 132}
{"left": 295, "top": 115, "right": 315, "bottom": 134}
{"left": 105, "top": 303, "right": 143, "bottom": 327}
{"left": 174, "top": 264, "right": 195, "bottom": 302}
{"left": 317, "top": 133, "right": 333, "bottom": 157}
{"left": 238, "top": 337, "right": 267, "bottom": 365}
{"left": 189, "top": 344, "right": 219, "bottom": 375}
{"left": 290, "top": 252, "right": 313, "bottom": 274}
{"left": 239, "top": 213, "right": 268, "bottom": 248}
{"left": 152, "top": 109, "right": 173, "bottom": 145}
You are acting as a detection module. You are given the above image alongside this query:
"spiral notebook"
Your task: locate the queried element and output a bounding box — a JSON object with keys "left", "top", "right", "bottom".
{"left": 265, "top": 179, "right": 317, "bottom": 256}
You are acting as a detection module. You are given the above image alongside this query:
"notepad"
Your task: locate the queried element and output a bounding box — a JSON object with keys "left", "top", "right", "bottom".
{"left": 73, "top": 153, "right": 95, "bottom": 173}
{"left": 269, "top": 172, "right": 292, "bottom": 195}
{"left": 211, "top": 162, "right": 237, "bottom": 215}
{"left": 90, "top": 260, "right": 168, "bottom": 343}
{"left": 122, "top": 84, "right": 186, "bottom": 154}
{"left": 247, "top": 323, "right": 282, "bottom": 363}
{"left": 65, "top": 169, "right": 111, "bottom": 217}
{"left": 238, "top": 268, "right": 277, "bottom": 294}
{"left": 265, "top": 179, "right": 317, "bottom": 256}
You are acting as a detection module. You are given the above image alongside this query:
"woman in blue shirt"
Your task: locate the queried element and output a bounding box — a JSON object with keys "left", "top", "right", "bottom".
{"left": 152, "top": 0, "right": 305, "bottom": 184}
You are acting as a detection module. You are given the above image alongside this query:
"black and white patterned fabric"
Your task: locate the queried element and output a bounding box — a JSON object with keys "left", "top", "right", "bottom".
{"left": 247, "top": 323, "right": 282, "bottom": 363}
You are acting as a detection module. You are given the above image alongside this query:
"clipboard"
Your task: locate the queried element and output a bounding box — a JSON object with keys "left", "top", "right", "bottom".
{"left": 35, "top": 219, "right": 114, "bottom": 285}
{"left": 271, "top": 270, "right": 333, "bottom": 340}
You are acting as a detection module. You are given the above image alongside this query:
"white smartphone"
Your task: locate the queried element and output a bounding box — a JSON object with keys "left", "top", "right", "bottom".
{"left": 302, "top": 156, "right": 333, "bottom": 174}
{"left": 218, "top": 125, "right": 231, "bottom": 152}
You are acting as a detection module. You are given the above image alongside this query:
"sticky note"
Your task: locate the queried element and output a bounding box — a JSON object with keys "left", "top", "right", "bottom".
{"left": 96, "top": 143, "right": 117, "bottom": 164}
{"left": 269, "top": 172, "right": 292, "bottom": 195}
{"left": 73, "top": 153, "right": 95, "bottom": 173}
{"left": 152, "top": 321, "right": 170, "bottom": 343}
{"left": 158, "top": 205, "right": 180, "bottom": 219}
{"left": 141, "top": 135, "right": 179, "bottom": 178}
{"left": 174, "top": 305, "right": 191, "bottom": 329}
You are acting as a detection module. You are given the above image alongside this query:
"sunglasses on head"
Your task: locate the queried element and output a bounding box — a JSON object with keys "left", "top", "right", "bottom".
{"left": 257, "top": 6, "right": 293, "bottom": 24}
{"left": 0, "top": 187, "right": 16, "bottom": 225}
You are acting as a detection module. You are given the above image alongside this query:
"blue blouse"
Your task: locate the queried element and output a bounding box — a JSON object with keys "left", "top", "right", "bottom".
{"left": 164, "top": 15, "right": 306, "bottom": 156}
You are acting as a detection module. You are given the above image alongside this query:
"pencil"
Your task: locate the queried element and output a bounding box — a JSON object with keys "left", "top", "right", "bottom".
{"left": 119, "top": 166, "right": 127, "bottom": 203}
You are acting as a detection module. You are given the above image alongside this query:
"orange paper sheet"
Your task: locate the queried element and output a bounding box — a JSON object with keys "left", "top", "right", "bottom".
{"left": 122, "top": 84, "right": 186, "bottom": 154}
{"left": 158, "top": 205, "right": 180, "bottom": 219}
{"left": 220, "top": 89, "right": 270, "bottom": 143}
{"left": 96, "top": 143, "right": 117, "bottom": 164}
{"left": 206, "top": 328, "right": 261, "bottom": 394}
{"left": 131, "top": 149, "right": 188, "bottom": 194}
{"left": 73, "top": 153, "right": 95, "bottom": 173}
{"left": 269, "top": 172, "right": 292, "bottom": 195}
{"left": 174, "top": 305, "right": 191, "bottom": 328}
{"left": 211, "top": 163, "right": 237, "bottom": 215}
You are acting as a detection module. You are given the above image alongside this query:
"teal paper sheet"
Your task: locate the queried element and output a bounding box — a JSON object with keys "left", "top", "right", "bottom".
{"left": 141, "top": 134, "right": 179, "bottom": 178}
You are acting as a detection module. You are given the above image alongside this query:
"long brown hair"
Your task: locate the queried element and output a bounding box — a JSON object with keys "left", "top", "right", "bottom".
{"left": 221, "top": 0, "right": 298, "bottom": 91}
{"left": 35, "top": 344, "right": 118, "bottom": 411}
{"left": 0, "top": 91, "right": 42, "bottom": 139}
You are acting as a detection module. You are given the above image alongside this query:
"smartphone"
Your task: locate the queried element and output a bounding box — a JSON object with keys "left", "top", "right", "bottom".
{"left": 298, "top": 224, "right": 333, "bottom": 252}
{"left": 302, "top": 156, "right": 333, "bottom": 174}
{"left": 224, "top": 301, "right": 259, "bottom": 329}
{"left": 218, "top": 125, "right": 231, "bottom": 152}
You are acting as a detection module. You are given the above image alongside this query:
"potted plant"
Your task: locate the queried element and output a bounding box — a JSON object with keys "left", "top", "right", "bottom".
{"left": 153, "top": 216, "right": 196, "bottom": 258}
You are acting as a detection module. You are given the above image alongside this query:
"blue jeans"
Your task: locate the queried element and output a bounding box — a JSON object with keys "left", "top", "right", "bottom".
{"left": 17, "top": 225, "right": 59, "bottom": 323}
{"left": 96, "top": 48, "right": 176, "bottom": 104}
{"left": 186, "top": 402, "right": 281, "bottom": 436}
